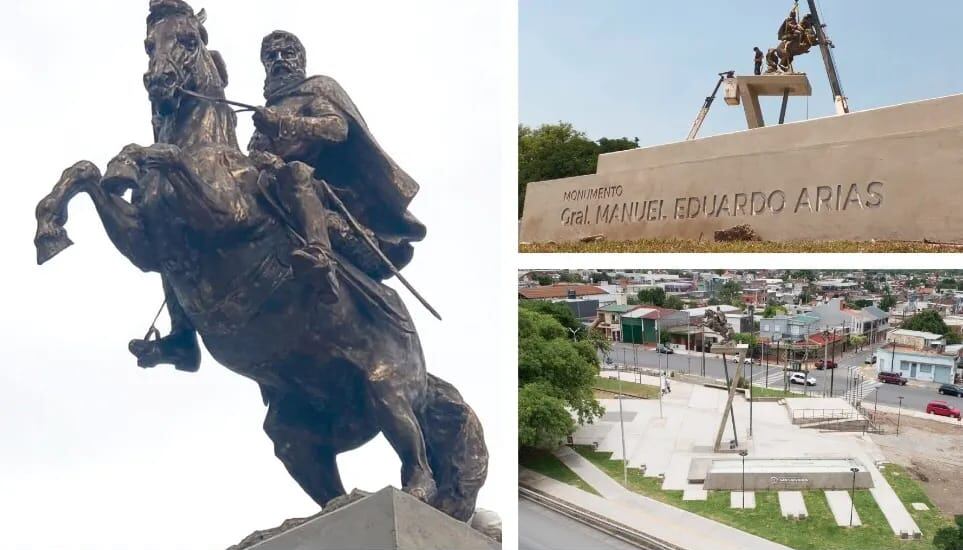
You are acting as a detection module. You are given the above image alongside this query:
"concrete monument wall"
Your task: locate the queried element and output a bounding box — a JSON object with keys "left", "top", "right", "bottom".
{"left": 519, "top": 93, "right": 963, "bottom": 243}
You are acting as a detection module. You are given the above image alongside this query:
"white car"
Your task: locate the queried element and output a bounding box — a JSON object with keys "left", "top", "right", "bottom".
{"left": 789, "top": 372, "right": 816, "bottom": 386}
{"left": 743, "top": 357, "right": 753, "bottom": 365}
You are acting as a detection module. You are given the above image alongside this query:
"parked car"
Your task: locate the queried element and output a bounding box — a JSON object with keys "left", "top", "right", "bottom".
{"left": 815, "top": 359, "right": 837, "bottom": 370}
{"left": 656, "top": 344, "right": 673, "bottom": 354}
{"left": 926, "top": 400, "right": 961, "bottom": 420}
{"left": 865, "top": 355, "right": 877, "bottom": 364}
{"left": 789, "top": 372, "right": 816, "bottom": 386}
{"left": 743, "top": 357, "right": 753, "bottom": 365}
{"left": 938, "top": 384, "right": 963, "bottom": 397}
{"left": 877, "top": 371, "right": 907, "bottom": 385}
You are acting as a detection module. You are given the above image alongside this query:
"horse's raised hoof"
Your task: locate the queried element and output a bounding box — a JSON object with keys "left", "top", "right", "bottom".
{"left": 404, "top": 469, "right": 438, "bottom": 504}
{"left": 35, "top": 229, "right": 73, "bottom": 265}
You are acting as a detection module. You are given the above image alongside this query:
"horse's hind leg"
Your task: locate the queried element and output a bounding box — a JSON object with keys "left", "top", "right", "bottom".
{"left": 263, "top": 392, "right": 349, "bottom": 506}
{"left": 364, "top": 362, "right": 437, "bottom": 503}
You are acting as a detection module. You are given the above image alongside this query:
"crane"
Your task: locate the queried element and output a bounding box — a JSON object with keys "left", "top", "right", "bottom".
{"left": 686, "top": 70, "right": 734, "bottom": 140}
{"left": 806, "top": 0, "right": 849, "bottom": 114}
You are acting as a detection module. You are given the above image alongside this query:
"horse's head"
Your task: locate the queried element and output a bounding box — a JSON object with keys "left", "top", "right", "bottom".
{"left": 144, "top": 0, "right": 228, "bottom": 115}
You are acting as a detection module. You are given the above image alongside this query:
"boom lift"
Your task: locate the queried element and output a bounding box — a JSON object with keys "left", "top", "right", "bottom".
{"left": 686, "top": 70, "right": 734, "bottom": 140}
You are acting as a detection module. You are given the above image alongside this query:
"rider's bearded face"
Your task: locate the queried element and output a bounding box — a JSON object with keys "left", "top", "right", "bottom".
{"left": 262, "top": 40, "right": 306, "bottom": 84}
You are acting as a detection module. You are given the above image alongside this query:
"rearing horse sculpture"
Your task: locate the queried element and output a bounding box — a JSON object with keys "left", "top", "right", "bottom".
{"left": 766, "top": 14, "right": 818, "bottom": 74}
{"left": 33, "top": 0, "right": 487, "bottom": 522}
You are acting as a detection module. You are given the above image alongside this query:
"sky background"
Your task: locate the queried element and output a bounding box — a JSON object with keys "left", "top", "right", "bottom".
{"left": 0, "top": 1, "right": 513, "bottom": 549}
{"left": 520, "top": 0, "right": 963, "bottom": 146}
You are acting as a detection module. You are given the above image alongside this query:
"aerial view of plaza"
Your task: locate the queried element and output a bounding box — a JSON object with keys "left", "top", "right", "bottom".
{"left": 519, "top": 269, "right": 963, "bottom": 550}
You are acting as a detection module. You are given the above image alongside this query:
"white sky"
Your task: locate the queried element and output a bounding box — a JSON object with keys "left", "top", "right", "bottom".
{"left": 0, "top": 1, "right": 515, "bottom": 548}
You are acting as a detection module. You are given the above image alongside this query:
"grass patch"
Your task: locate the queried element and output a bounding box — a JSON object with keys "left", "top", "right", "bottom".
{"left": 882, "top": 463, "right": 953, "bottom": 545}
{"left": 572, "top": 446, "right": 944, "bottom": 549}
{"left": 521, "top": 239, "right": 961, "bottom": 254}
{"left": 751, "top": 385, "right": 806, "bottom": 399}
{"left": 519, "top": 447, "right": 600, "bottom": 496}
{"left": 593, "top": 376, "right": 660, "bottom": 399}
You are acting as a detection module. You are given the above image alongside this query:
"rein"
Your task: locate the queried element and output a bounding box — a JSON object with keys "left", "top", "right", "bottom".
{"left": 177, "top": 86, "right": 260, "bottom": 113}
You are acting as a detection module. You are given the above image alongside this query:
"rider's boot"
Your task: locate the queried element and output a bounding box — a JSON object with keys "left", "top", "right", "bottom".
{"left": 128, "top": 329, "right": 201, "bottom": 372}
{"left": 290, "top": 243, "right": 340, "bottom": 304}
{"left": 276, "top": 161, "right": 340, "bottom": 305}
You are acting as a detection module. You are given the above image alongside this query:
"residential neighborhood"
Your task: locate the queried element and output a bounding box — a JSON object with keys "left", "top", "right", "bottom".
{"left": 520, "top": 270, "right": 963, "bottom": 550}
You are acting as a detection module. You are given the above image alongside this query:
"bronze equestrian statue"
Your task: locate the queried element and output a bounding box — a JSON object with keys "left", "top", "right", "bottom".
{"left": 766, "top": 7, "right": 819, "bottom": 74}
{"left": 33, "top": 0, "right": 487, "bottom": 523}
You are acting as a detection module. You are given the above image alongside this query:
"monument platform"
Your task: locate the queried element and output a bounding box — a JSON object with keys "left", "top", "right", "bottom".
{"left": 723, "top": 74, "right": 813, "bottom": 129}
{"left": 702, "top": 458, "right": 874, "bottom": 491}
{"left": 519, "top": 93, "right": 963, "bottom": 244}
{"left": 245, "top": 487, "right": 499, "bottom": 550}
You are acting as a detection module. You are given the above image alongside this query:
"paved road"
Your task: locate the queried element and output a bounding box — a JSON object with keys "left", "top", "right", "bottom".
{"left": 603, "top": 343, "right": 950, "bottom": 414}
{"left": 519, "top": 498, "right": 640, "bottom": 550}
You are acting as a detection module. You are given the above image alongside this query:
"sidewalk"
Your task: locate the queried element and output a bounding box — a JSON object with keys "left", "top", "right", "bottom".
{"left": 520, "top": 466, "right": 792, "bottom": 550}
{"left": 873, "top": 403, "right": 963, "bottom": 427}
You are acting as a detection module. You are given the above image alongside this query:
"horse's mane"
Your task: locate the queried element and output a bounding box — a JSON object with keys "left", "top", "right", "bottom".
{"left": 147, "top": 0, "right": 209, "bottom": 44}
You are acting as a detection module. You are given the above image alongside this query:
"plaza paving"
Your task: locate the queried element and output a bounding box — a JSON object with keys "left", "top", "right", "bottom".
{"left": 570, "top": 374, "right": 921, "bottom": 539}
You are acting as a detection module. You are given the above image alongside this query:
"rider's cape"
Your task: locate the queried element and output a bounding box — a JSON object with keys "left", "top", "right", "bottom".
{"left": 265, "top": 75, "right": 426, "bottom": 274}
{"left": 778, "top": 18, "right": 796, "bottom": 40}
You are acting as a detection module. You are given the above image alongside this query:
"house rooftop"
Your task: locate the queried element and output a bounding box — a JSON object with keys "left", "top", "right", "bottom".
{"left": 518, "top": 285, "right": 608, "bottom": 300}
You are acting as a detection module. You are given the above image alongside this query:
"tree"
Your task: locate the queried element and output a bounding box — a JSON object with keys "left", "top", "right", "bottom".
{"left": 863, "top": 280, "right": 878, "bottom": 293}
{"left": 879, "top": 293, "right": 897, "bottom": 312}
{"left": 534, "top": 274, "right": 553, "bottom": 286}
{"left": 939, "top": 278, "right": 958, "bottom": 290}
{"left": 762, "top": 304, "right": 787, "bottom": 318}
{"left": 718, "top": 280, "right": 744, "bottom": 307}
{"left": 557, "top": 271, "right": 582, "bottom": 283}
{"left": 851, "top": 299, "right": 872, "bottom": 309}
{"left": 518, "top": 123, "right": 638, "bottom": 217}
{"left": 902, "top": 310, "right": 961, "bottom": 344}
{"left": 664, "top": 295, "right": 685, "bottom": 311}
{"left": 519, "top": 307, "right": 604, "bottom": 450}
{"left": 519, "top": 300, "right": 582, "bottom": 337}
{"left": 518, "top": 383, "right": 575, "bottom": 450}
{"left": 587, "top": 328, "right": 612, "bottom": 356}
{"left": 849, "top": 334, "right": 868, "bottom": 352}
{"left": 637, "top": 287, "right": 667, "bottom": 307}
{"left": 934, "top": 515, "right": 963, "bottom": 550}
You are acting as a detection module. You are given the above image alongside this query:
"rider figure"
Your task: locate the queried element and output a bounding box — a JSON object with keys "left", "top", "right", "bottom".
{"left": 127, "top": 30, "right": 425, "bottom": 371}
{"left": 778, "top": 9, "right": 801, "bottom": 41}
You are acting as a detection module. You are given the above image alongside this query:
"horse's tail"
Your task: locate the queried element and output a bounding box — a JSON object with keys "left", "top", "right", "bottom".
{"left": 419, "top": 373, "right": 489, "bottom": 522}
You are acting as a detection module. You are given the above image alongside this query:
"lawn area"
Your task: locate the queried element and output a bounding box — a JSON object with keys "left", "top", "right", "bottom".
{"left": 593, "top": 376, "right": 660, "bottom": 399}
{"left": 751, "top": 385, "right": 806, "bottom": 399}
{"left": 572, "top": 446, "right": 946, "bottom": 549}
{"left": 882, "top": 464, "right": 953, "bottom": 545}
{"left": 521, "top": 239, "right": 961, "bottom": 253}
{"left": 519, "top": 447, "right": 600, "bottom": 496}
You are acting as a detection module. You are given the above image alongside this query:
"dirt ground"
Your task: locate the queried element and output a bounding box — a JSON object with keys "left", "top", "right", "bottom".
{"left": 870, "top": 412, "right": 963, "bottom": 516}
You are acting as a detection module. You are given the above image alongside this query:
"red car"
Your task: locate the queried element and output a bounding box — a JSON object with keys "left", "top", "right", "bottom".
{"left": 926, "top": 400, "right": 961, "bottom": 420}
{"left": 878, "top": 371, "right": 907, "bottom": 385}
{"left": 815, "top": 359, "right": 838, "bottom": 370}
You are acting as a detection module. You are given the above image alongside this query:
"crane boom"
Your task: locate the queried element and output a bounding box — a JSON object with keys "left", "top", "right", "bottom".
{"left": 807, "top": 0, "right": 849, "bottom": 114}
{"left": 687, "top": 70, "right": 734, "bottom": 140}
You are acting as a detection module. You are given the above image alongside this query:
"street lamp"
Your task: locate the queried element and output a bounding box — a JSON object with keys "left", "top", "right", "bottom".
{"left": 849, "top": 466, "right": 859, "bottom": 527}
{"left": 896, "top": 396, "right": 904, "bottom": 435}
{"left": 617, "top": 375, "right": 628, "bottom": 486}
{"left": 739, "top": 450, "right": 749, "bottom": 508}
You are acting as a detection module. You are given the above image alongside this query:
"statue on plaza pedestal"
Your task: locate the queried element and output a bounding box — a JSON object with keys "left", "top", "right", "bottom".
{"left": 766, "top": 3, "right": 819, "bottom": 74}
{"left": 33, "top": 0, "right": 487, "bottom": 523}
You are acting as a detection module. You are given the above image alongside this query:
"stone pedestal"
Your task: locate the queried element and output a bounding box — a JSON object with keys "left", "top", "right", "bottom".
{"left": 518, "top": 93, "right": 963, "bottom": 245}
{"left": 246, "top": 487, "right": 499, "bottom": 550}
{"left": 723, "top": 74, "right": 813, "bottom": 129}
